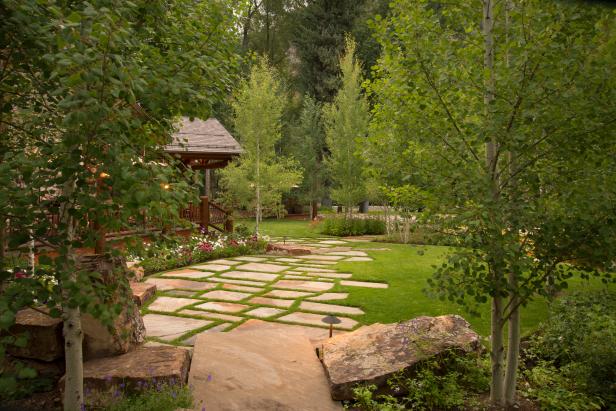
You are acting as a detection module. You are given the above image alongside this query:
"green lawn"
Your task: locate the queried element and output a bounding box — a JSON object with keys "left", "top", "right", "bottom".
{"left": 237, "top": 217, "right": 323, "bottom": 238}
{"left": 243, "top": 219, "right": 611, "bottom": 336}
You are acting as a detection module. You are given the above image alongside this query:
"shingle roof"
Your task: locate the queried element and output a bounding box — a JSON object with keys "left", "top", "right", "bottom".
{"left": 164, "top": 117, "right": 242, "bottom": 155}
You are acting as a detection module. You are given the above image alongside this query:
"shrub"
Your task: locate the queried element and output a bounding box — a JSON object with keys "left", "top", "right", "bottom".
{"left": 522, "top": 289, "right": 616, "bottom": 409}
{"left": 321, "top": 217, "right": 386, "bottom": 236}
{"left": 349, "top": 350, "right": 490, "bottom": 410}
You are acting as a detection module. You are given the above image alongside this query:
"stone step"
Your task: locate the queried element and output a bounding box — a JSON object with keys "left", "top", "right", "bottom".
{"left": 62, "top": 345, "right": 190, "bottom": 406}
{"left": 189, "top": 329, "right": 342, "bottom": 411}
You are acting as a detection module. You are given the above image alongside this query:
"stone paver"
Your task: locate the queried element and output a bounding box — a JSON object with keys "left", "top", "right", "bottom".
{"left": 195, "top": 301, "right": 249, "bottom": 313}
{"left": 208, "top": 277, "right": 266, "bottom": 287}
{"left": 231, "top": 319, "right": 340, "bottom": 346}
{"left": 276, "top": 258, "right": 302, "bottom": 263}
{"left": 308, "top": 293, "right": 349, "bottom": 301}
{"left": 189, "top": 329, "right": 342, "bottom": 411}
{"left": 147, "top": 296, "right": 201, "bottom": 312}
{"left": 221, "top": 270, "right": 279, "bottom": 282}
{"left": 278, "top": 312, "right": 358, "bottom": 330}
{"left": 326, "top": 251, "right": 368, "bottom": 257}
{"left": 302, "top": 272, "right": 353, "bottom": 279}
{"left": 143, "top": 314, "right": 212, "bottom": 341}
{"left": 300, "top": 255, "right": 344, "bottom": 261}
{"left": 145, "top": 278, "right": 217, "bottom": 291}
{"left": 341, "top": 280, "right": 388, "bottom": 289}
{"left": 233, "top": 256, "right": 268, "bottom": 262}
{"left": 235, "top": 262, "right": 288, "bottom": 273}
{"left": 201, "top": 290, "right": 253, "bottom": 302}
{"left": 290, "top": 266, "right": 337, "bottom": 273}
{"left": 181, "top": 310, "right": 243, "bottom": 322}
{"left": 245, "top": 307, "right": 285, "bottom": 318}
{"left": 272, "top": 279, "right": 334, "bottom": 292}
{"left": 222, "top": 284, "right": 264, "bottom": 293}
{"left": 209, "top": 259, "right": 240, "bottom": 265}
{"left": 182, "top": 323, "right": 232, "bottom": 346}
{"left": 191, "top": 264, "right": 231, "bottom": 272}
{"left": 161, "top": 270, "right": 215, "bottom": 279}
{"left": 299, "top": 301, "right": 364, "bottom": 316}
{"left": 265, "top": 290, "right": 314, "bottom": 299}
{"left": 130, "top": 282, "right": 156, "bottom": 306}
{"left": 284, "top": 275, "right": 310, "bottom": 280}
{"left": 345, "top": 257, "right": 373, "bottom": 262}
{"left": 249, "top": 296, "right": 294, "bottom": 308}
{"left": 319, "top": 240, "right": 348, "bottom": 245}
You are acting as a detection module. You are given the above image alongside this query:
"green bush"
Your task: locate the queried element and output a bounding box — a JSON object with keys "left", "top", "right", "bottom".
{"left": 321, "top": 217, "right": 386, "bottom": 236}
{"left": 349, "top": 350, "right": 490, "bottom": 410}
{"left": 521, "top": 289, "right": 616, "bottom": 409}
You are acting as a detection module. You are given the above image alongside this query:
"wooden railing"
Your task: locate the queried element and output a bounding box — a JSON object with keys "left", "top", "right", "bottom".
{"left": 183, "top": 196, "right": 233, "bottom": 233}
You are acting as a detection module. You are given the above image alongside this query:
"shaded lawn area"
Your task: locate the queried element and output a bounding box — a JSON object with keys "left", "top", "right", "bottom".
{"left": 237, "top": 217, "right": 322, "bottom": 238}
{"left": 245, "top": 219, "right": 611, "bottom": 336}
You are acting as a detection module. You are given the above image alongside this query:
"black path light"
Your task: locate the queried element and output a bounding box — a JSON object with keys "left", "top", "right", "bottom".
{"left": 322, "top": 315, "right": 341, "bottom": 338}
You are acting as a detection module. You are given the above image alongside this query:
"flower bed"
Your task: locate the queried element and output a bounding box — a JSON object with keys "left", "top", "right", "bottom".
{"left": 128, "top": 231, "right": 268, "bottom": 276}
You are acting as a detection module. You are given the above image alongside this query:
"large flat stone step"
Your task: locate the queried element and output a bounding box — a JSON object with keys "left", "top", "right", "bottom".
{"left": 189, "top": 328, "right": 342, "bottom": 411}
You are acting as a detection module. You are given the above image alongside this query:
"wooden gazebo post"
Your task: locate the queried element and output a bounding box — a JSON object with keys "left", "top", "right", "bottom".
{"left": 200, "top": 195, "right": 210, "bottom": 232}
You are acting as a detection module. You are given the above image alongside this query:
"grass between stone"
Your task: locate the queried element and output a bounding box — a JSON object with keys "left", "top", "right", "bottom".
{"left": 140, "top": 221, "right": 611, "bottom": 342}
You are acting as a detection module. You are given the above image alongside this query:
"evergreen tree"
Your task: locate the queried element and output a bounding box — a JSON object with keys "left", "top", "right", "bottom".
{"left": 292, "top": 0, "right": 363, "bottom": 103}
{"left": 324, "top": 38, "right": 369, "bottom": 217}
{"left": 288, "top": 95, "right": 327, "bottom": 219}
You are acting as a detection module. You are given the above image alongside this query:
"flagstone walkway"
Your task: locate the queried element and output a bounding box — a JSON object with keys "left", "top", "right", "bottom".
{"left": 141, "top": 237, "right": 389, "bottom": 347}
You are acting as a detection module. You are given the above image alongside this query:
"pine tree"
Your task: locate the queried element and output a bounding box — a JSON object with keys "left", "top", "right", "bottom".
{"left": 323, "top": 38, "right": 369, "bottom": 217}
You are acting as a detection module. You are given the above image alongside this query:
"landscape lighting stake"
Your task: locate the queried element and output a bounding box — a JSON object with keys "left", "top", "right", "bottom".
{"left": 322, "top": 315, "right": 341, "bottom": 338}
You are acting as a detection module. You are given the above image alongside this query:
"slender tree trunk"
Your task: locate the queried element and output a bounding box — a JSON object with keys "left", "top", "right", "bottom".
{"left": 0, "top": 218, "right": 6, "bottom": 268}
{"left": 505, "top": 290, "right": 520, "bottom": 405}
{"left": 491, "top": 293, "right": 505, "bottom": 405}
{"left": 60, "top": 181, "right": 84, "bottom": 411}
{"left": 483, "top": 0, "right": 506, "bottom": 406}
{"left": 311, "top": 200, "right": 318, "bottom": 221}
{"left": 255, "top": 141, "right": 260, "bottom": 235}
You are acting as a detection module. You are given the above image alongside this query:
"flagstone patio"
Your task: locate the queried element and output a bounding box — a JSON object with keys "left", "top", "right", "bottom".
{"left": 141, "top": 237, "right": 388, "bottom": 346}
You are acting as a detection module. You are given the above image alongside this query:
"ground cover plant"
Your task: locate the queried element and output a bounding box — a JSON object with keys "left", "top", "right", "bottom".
{"left": 519, "top": 290, "right": 616, "bottom": 410}
{"left": 349, "top": 349, "right": 491, "bottom": 410}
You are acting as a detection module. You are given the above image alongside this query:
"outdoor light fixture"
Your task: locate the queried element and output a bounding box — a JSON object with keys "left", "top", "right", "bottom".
{"left": 322, "top": 315, "right": 341, "bottom": 338}
{"left": 99, "top": 172, "right": 110, "bottom": 179}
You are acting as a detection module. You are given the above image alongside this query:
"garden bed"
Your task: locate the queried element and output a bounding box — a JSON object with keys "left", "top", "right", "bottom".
{"left": 128, "top": 231, "right": 268, "bottom": 276}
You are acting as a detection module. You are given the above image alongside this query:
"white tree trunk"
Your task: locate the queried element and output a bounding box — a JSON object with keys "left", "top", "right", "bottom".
{"left": 59, "top": 180, "right": 84, "bottom": 411}
{"left": 483, "top": 0, "right": 506, "bottom": 406}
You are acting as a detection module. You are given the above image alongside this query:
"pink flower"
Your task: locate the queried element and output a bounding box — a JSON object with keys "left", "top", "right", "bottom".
{"left": 228, "top": 239, "right": 239, "bottom": 247}
{"left": 199, "top": 242, "right": 213, "bottom": 252}
{"left": 14, "top": 271, "right": 27, "bottom": 279}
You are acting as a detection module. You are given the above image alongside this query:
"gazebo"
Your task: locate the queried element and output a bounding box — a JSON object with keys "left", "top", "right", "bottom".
{"left": 165, "top": 117, "right": 242, "bottom": 232}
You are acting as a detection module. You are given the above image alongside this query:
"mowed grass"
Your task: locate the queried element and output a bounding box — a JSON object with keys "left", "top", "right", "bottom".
{"left": 242, "top": 218, "right": 612, "bottom": 336}
{"left": 237, "top": 217, "right": 322, "bottom": 238}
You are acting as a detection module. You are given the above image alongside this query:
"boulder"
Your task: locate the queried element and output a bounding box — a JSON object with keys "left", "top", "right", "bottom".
{"left": 81, "top": 303, "right": 145, "bottom": 360}
{"left": 130, "top": 281, "right": 156, "bottom": 306}
{"left": 267, "top": 243, "right": 312, "bottom": 255}
{"left": 320, "top": 315, "right": 482, "bottom": 400}
{"left": 76, "top": 254, "right": 146, "bottom": 360}
{"left": 60, "top": 346, "right": 190, "bottom": 405}
{"left": 126, "top": 261, "right": 144, "bottom": 281}
{"left": 7, "top": 308, "right": 64, "bottom": 362}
